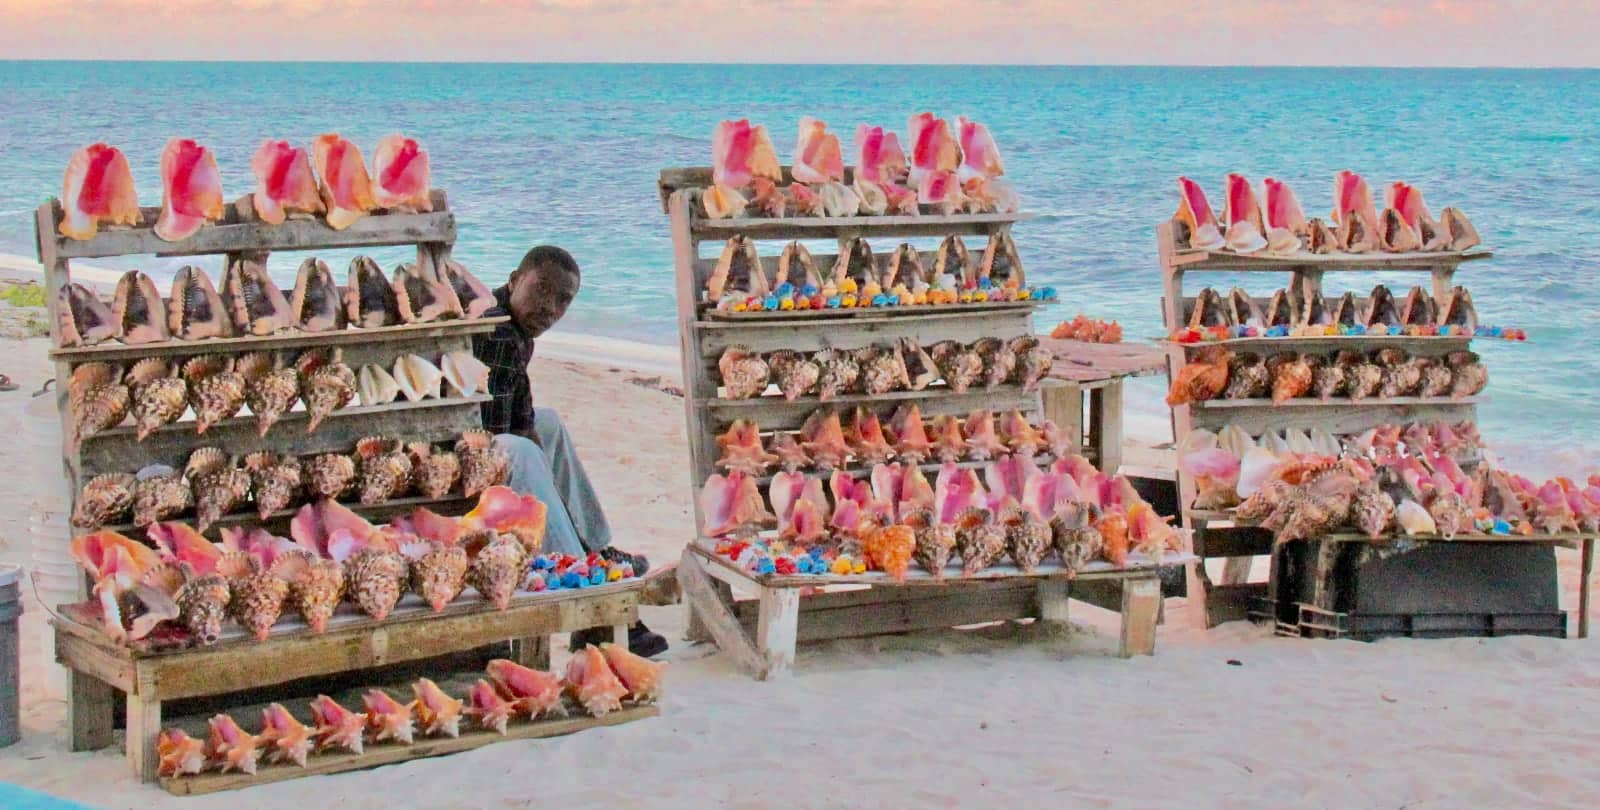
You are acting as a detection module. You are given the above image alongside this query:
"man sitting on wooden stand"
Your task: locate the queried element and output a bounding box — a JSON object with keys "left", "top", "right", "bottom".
{"left": 473, "top": 245, "right": 668, "bottom": 657}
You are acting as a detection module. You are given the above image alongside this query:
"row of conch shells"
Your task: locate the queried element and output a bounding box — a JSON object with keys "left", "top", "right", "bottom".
{"left": 1167, "top": 346, "right": 1487, "bottom": 406}
{"left": 704, "top": 233, "right": 1026, "bottom": 304}
{"left": 54, "top": 256, "right": 493, "bottom": 348}
{"left": 158, "top": 649, "right": 661, "bottom": 778}
{"left": 1184, "top": 283, "right": 1480, "bottom": 335}
{"left": 717, "top": 336, "right": 1052, "bottom": 401}
{"left": 355, "top": 351, "right": 490, "bottom": 406}
{"left": 716, "top": 406, "right": 1076, "bottom": 476}
{"left": 702, "top": 115, "right": 1018, "bottom": 220}
{"left": 58, "top": 134, "right": 431, "bottom": 244}
{"left": 71, "top": 486, "right": 550, "bottom": 649}
{"left": 1172, "top": 173, "right": 1481, "bottom": 256}
{"left": 65, "top": 349, "right": 352, "bottom": 443}
{"left": 701, "top": 453, "right": 1181, "bottom": 576}
{"left": 71, "top": 430, "right": 509, "bottom": 531}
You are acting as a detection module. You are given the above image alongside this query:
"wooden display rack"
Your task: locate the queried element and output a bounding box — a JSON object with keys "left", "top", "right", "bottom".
{"left": 658, "top": 168, "right": 1189, "bottom": 678}
{"left": 1157, "top": 222, "right": 1595, "bottom": 633}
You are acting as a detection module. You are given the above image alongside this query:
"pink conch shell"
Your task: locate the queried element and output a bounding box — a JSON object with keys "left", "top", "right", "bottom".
{"left": 487, "top": 659, "right": 567, "bottom": 719}
{"left": 1332, "top": 169, "right": 1380, "bottom": 238}
{"left": 963, "top": 409, "right": 1007, "bottom": 461}
{"left": 311, "top": 133, "right": 377, "bottom": 230}
{"left": 889, "top": 403, "right": 934, "bottom": 464}
{"left": 1387, "top": 181, "right": 1451, "bottom": 251}
{"left": 1174, "top": 177, "right": 1225, "bottom": 250}
{"left": 849, "top": 406, "right": 896, "bottom": 465}
{"left": 916, "top": 168, "right": 962, "bottom": 212}
{"left": 792, "top": 117, "right": 844, "bottom": 184}
{"left": 1182, "top": 447, "right": 1242, "bottom": 509}
{"left": 712, "top": 119, "right": 781, "bottom": 188}
{"left": 363, "top": 688, "right": 416, "bottom": 744}
{"left": 1223, "top": 173, "right": 1267, "bottom": 253}
{"left": 155, "top": 138, "right": 224, "bottom": 242}
{"left": 206, "top": 713, "right": 261, "bottom": 775}
{"left": 770, "top": 471, "right": 830, "bottom": 544}
{"left": 983, "top": 454, "right": 1034, "bottom": 505}
{"left": 855, "top": 124, "right": 908, "bottom": 185}
{"left": 292, "top": 498, "right": 381, "bottom": 557}
{"left": 249, "top": 139, "right": 324, "bottom": 225}
{"left": 309, "top": 695, "right": 367, "bottom": 754}
{"left": 600, "top": 641, "right": 665, "bottom": 703}
{"left": 412, "top": 677, "right": 463, "bottom": 738}
{"left": 565, "top": 645, "right": 629, "bottom": 717}
{"left": 716, "top": 419, "right": 778, "bottom": 476}
{"left": 908, "top": 112, "right": 960, "bottom": 189}
{"left": 158, "top": 728, "right": 207, "bottom": 777}
{"left": 462, "top": 485, "right": 548, "bottom": 553}
{"left": 59, "top": 143, "right": 140, "bottom": 240}
{"left": 799, "top": 409, "right": 851, "bottom": 471}
{"left": 147, "top": 521, "right": 223, "bottom": 577}
{"left": 934, "top": 463, "right": 986, "bottom": 525}
{"left": 259, "top": 702, "right": 313, "bottom": 767}
{"left": 956, "top": 115, "right": 1004, "bottom": 180}
{"left": 373, "top": 134, "right": 433, "bottom": 212}
{"left": 1262, "top": 176, "right": 1307, "bottom": 255}
{"left": 699, "top": 471, "right": 773, "bottom": 537}
{"left": 466, "top": 679, "right": 517, "bottom": 734}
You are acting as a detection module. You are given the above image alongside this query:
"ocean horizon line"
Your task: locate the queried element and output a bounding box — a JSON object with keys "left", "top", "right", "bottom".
{"left": 1, "top": 59, "right": 1596, "bottom": 71}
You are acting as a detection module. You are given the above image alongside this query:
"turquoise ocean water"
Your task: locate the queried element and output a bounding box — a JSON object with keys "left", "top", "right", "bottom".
{"left": 0, "top": 62, "right": 1595, "bottom": 471}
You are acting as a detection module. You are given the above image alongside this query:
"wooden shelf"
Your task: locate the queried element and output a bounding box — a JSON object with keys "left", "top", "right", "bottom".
{"left": 745, "top": 454, "right": 1073, "bottom": 487}
{"left": 1163, "top": 334, "right": 1477, "bottom": 351}
{"left": 704, "top": 384, "right": 1039, "bottom": 412}
{"left": 1168, "top": 247, "right": 1492, "bottom": 273}
{"left": 700, "top": 299, "right": 1043, "bottom": 324}
{"left": 98, "top": 493, "right": 476, "bottom": 537}
{"left": 84, "top": 393, "right": 490, "bottom": 441}
{"left": 1185, "top": 508, "right": 1592, "bottom": 547}
{"left": 50, "top": 317, "right": 506, "bottom": 362}
{"left": 690, "top": 211, "right": 1034, "bottom": 241}
{"left": 1192, "top": 395, "right": 1482, "bottom": 410}
{"left": 45, "top": 191, "right": 455, "bottom": 260}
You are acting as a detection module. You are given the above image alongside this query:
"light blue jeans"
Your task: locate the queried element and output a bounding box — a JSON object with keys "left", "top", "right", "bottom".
{"left": 494, "top": 407, "right": 612, "bottom": 558}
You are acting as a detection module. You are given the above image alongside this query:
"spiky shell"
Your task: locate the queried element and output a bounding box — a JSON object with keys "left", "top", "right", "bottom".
{"left": 345, "top": 548, "right": 407, "bottom": 620}
{"left": 157, "top": 729, "right": 207, "bottom": 777}
{"left": 243, "top": 451, "right": 302, "bottom": 519}
{"left": 1311, "top": 357, "right": 1346, "bottom": 400}
{"left": 1376, "top": 349, "right": 1422, "bottom": 398}
{"left": 1051, "top": 512, "right": 1103, "bottom": 573}
{"left": 456, "top": 430, "right": 509, "bottom": 498}
{"left": 1351, "top": 481, "right": 1395, "bottom": 540}
{"left": 408, "top": 443, "right": 461, "bottom": 499}
{"left": 175, "top": 573, "right": 231, "bottom": 645}
{"left": 132, "top": 472, "right": 194, "bottom": 527}
{"left": 1000, "top": 505, "right": 1051, "bottom": 573}
{"left": 73, "top": 472, "right": 136, "bottom": 528}
{"left": 1344, "top": 357, "right": 1384, "bottom": 401}
{"left": 902, "top": 508, "right": 956, "bottom": 578}
{"left": 1418, "top": 357, "right": 1453, "bottom": 398}
{"left": 236, "top": 352, "right": 299, "bottom": 437}
{"left": 127, "top": 358, "right": 187, "bottom": 441}
{"left": 186, "top": 451, "right": 249, "bottom": 531}
{"left": 857, "top": 345, "right": 908, "bottom": 396}
{"left": 565, "top": 645, "right": 628, "bottom": 718}
{"left": 412, "top": 678, "right": 464, "bottom": 738}
{"left": 467, "top": 533, "right": 527, "bottom": 611}
{"left": 813, "top": 349, "right": 859, "bottom": 402}
{"left": 1448, "top": 351, "right": 1487, "bottom": 398}
{"left": 767, "top": 350, "right": 820, "bottom": 401}
{"left": 182, "top": 355, "right": 246, "bottom": 433}
{"left": 930, "top": 341, "right": 983, "bottom": 394}
{"left": 954, "top": 507, "right": 1006, "bottom": 576}
{"left": 270, "top": 550, "right": 344, "bottom": 633}
{"left": 972, "top": 337, "right": 1016, "bottom": 390}
{"left": 355, "top": 436, "right": 412, "bottom": 505}
{"left": 296, "top": 349, "right": 355, "bottom": 433}
{"left": 69, "top": 363, "right": 130, "bottom": 440}
{"left": 717, "top": 346, "right": 770, "bottom": 400}
{"left": 1008, "top": 335, "right": 1053, "bottom": 391}
{"left": 405, "top": 541, "right": 469, "bottom": 612}
{"left": 599, "top": 642, "right": 666, "bottom": 703}
{"left": 303, "top": 453, "right": 357, "bottom": 499}
{"left": 1427, "top": 492, "right": 1471, "bottom": 540}
{"left": 228, "top": 570, "right": 289, "bottom": 641}
{"left": 1224, "top": 353, "right": 1270, "bottom": 399}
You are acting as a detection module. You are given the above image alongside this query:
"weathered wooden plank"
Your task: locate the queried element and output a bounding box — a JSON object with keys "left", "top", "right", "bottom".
{"left": 1167, "top": 245, "right": 1491, "bottom": 273}
{"left": 67, "top": 670, "right": 117, "bottom": 751}
{"left": 46, "top": 192, "right": 455, "bottom": 260}
{"left": 1580, "top": 539, "right": 1594, "bottom": 640}
{"left": 1037, "top": 580, "right": 1071, "bottom": 624}
{"left": 55, "top": 630, "right": 136, "bottom": 692}
{"left": 670, "top": 193, "right": 721, "bottom": 533}
{"left": 1041, "top": 381, "right": 1085, "bottom": 456}
{"left": 733, "top": 580, "right": 1041, "bottom": 642}
{"left": 126, "top": 669, "right": 162, "bottom": 782}
{"left": 162, "top": 705, "right": 659, "bottom": 795}
{"left": 1119, "top": 577, "right": 1161, "bottom": 657}
{"left": 1186, "top": 400, "right": 1477, "bottom": 436}
{"left": 49, "top": 316, "right": 504, "bottom": 363}
{"left": 1203, "top": 582, "right": 1269, "bottom": 628}
{"left": 755, "top": 587, "right": 800, "bottom": 679}
{"left": 698, "top": 310, "right": 1033, "bottom": 356}
{"left": 689, "top": 543, "right": 1192, "bottom": 589}
{"left": 1089, "top": 381, "right": 1124, "bottom": 474}
{"left": 676, "top": 547, "right": 769, "bottom": 678}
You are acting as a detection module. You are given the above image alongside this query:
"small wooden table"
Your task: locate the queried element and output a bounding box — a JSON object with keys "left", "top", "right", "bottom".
{"left": 679, "top": 542, "right": 1195, "bottom": 680}
{"left": 54, "top": 580, "right": 645, "bottom": 782}
{"left": 1037, "top": 338, "right": 1166, "bottom": 474}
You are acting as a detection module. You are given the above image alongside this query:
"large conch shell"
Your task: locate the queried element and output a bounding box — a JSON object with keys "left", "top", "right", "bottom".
{"left": 565, "top": 644, "right": 629, "bottom": 717}
{"left": 1332, "top": 170, "right": 1379, "bottom": 253}
{"left": 311, "top": 133, "right": 377, "bottom": 230}
{"left": 355, "top": 435, "right": 412, "bottom": 505}
{"left": 408, "top": 443, "right": 461, "bottom": 499}
{"left": 706, "top": 235, "right": 766, "bottom": 302}
{"left": 56, "top": 283, "right": 117, "bottom": 347}
{"left": 237, "top": 351, "right": 298, "bottom": 437}
{"left": 412, "top": 677, "right": 463, "bottom": 738}
{"left": 710, "top": 119, "right": 781, "bottom": 189}
{"left": 345, "top": 255, "right": 401, "bottom": 328}
{"left": 185, "top": 447, "right": 250, "bottom": 531}
{"left": 978, "top": 231, "right": 1024, "bottom": 289}
{"left": 465, "top": 680, "right": 516, "bottom": 735}
{"left": 258, "top": 702, "right": 313, "bottom": 767}
{"left": 362, "top": 689, "right": 416, "bottom": 745}
{"left": 486, "top": 659, "right": 566, "bottom": 719}
{"left": 247, "top": 139, "right": 324, "bottom": 224}
{"left": 357, "top": 363, "right": 401, "bottom": 406}
{"left": 308, "top": 695, "right": 367, "bottom": 754}
{"left": 73, "top": 472, "right": 136, "bottom": 528}
{"left": 290, "top": 257, "right": 346, "bottom": 332}
{"left": 464, "top": 531, "right": 528, "bottom": 610}
{"left": 830, "top": 237, "right": 876, "bottom": 289}
{"left": 456, "top": 430, "right": 511, "bottom": 498}
{"left": 767, "top": 349, "right": 820, "bottom": 401}
{"left": 112, "top": 270, "right": 170, "bottom": 345}
{"left": 127, "top": 357, "right": 188, "bottom": 441}
{"left": 792, "top": 116, "right": 845, "bottom": 185}
{"left": 393, "top": 353, "right": 444, "bottom": 402}
{"left": 206, "top": 713, "right": 261, "bottom": 775}
{"left": 400, "top": 536, "right": 467, "bottom": 611}
{"left": 182, "top": 354, "right": 246, "bottom": 434}
{"left": 59, "top": 143, "right": 140, "bottom": 241}
{"left": 157, "top": 728, "right": 207, "bottom": 778}
{"left": 1440, "top": 207, "right": 1481, "bottom": 252}
{"left": 1223, "top": 173, "right": 1267, "bottom": 253}
{"left": 932, "top": 235, "right": 970, "bottom": 284}
{"left": 68, "top": 361, "right": 129, "bottom": 441}
{"left": 131, "top": 465, "right": 194, "bottom": 528}
{"left": 297, "top": 348, "right": 355, "bottom": 431}
{"left": 154, "top": 138, "right": 224, "bottom": 242}
{"left": 167, "top": 265, "right": 230, "bottom": 340}
{"left": 372, "top": 134, "right": 433, "bottom": 212}
{"left": 243, "top": 451, "right": 301, "bottom": 519}
{"left": 441, "top": 350, "right": 490, "bottom": 397}
{"left": 393, "top": 261, "right": 463, "bottom": 323}
{"left": 1174, "top": 177, "right": 1225, "bottom": 250}
{"left": 222, "top": 258, "right": 292, "bottom": 336}
{"left": 718, "top": 346, "right": 769, "bottom": 400}
{"left": 439, "top": 259, "right": 495, "bottom": 318}
{"left": 1379, "top": 207, "right": 1421, "bottom": 252}
{"left": 908, "top": 112, "right": 961, "bottom": 208}
{"left": 1386, "top": 181, "right": 1451, "bottom": 252}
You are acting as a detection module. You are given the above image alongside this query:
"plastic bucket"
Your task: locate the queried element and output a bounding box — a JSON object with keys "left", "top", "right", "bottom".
{"left": 0, "top": 563, "right": 20, "bottom": 748}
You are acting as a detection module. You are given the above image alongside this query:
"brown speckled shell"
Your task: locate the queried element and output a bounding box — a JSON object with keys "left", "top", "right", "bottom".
{"left": 954, "top": 507, "right": 1006, "bottom": 576}
{"left": 355, "top": 436, "right": 412, "bottom": 505}
{"left": 973, "top": 337, "right": 1016, "bottom": 390}
{"left": 1448, "top": 352, "right": 1488, "bottom": 398}
{"left": 1000, "top": 505, "right": 1051, "bottom": 573}
{"left": 467, "top": 533, "right": 527, "bottom": 611}
{"left": 182, "top": 355, "right": 247, "bottom": 434}
{"left": 901, "top": 508, "right": 955, "bottom": 578}
{"left": 175, "top": 573, "right": 231, "bottom": 646}
{"left": 407, "top": 542, "right": 469, "bottom": 612}
{"left": 1051, "top": 513, "right": 1103, "bottom": 573}
{"left": 345, "top": 548, "right": 407, "bottom": 620}
{"left": 857, "top": 345, "right": 908, "bottom": 396}
{"left": 930, "top": 341, "right": 982, "bottom": 394}
{"left": 456, "top": 430, "right": 508, "bottom": 498}
{"left": 767, "top": 350, "right": 820, "bottom": 401}
{"left": 132, "top": 472, "right": 194, "bottom": 527}
{"left": 1351, "top": 482, "right": 1395, "bottom": 540}
{"left": 186, "top": 449, "right": 249, "bottom": 531}
{"left": 69, "top": 363, "right": 130, "bottom": 440}
{"left": 304, "top": 453, "right": 358, "bottom": 500}
{"left": 1418, "top": 358, "right": 1454, "bottom": 398}
{"left": 717, "top": 346, "right": 770, "bottom": 400}
{"left": 228, "top": 571, "right": 289, "bottom": 641}
{"left": 1008, "top": 336, "right": 1053, "bottom": 392}
{"left": 238, "top": 352, "right": 299, "bottom": 437}
{"left": 813, "top": 349, "right": 860, "bottom": 402}
{"left": 296, "top": 349, "right": 355, "bottom": 433}
{"left": 243, "top": 451, "right": 302, "bottom": 519}
{"left": 127, "top": 358, "right": 188, "bottom": 441}
{"left": 270, "top": 550, "right": 344, "bottom": 633}
{"left": 409, "top": 444, "right": 461, "bottom": 499}
{"left": 73, "top": 472, "right": 136, "bottom": 528}
{"left": 1224, "top": 353, "right": 1270, "bottom": 399}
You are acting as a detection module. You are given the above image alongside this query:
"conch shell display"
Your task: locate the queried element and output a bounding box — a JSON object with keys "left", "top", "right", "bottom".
{"left": 112, "top": 270, "right": 170, "bottom": 345}
{"left": 1174, "top": 177, "right": 1225, "bottom": 250}
{"left": 345, "top": 255, "right": 401, "bottom": 328}
{"left": 73, "top": 472, "right": 136, "bottom": 528}
{"left": 309, "top": 695, "right": 367, "bottom": 754}
{"left": 222, "top": 258, "right": 291, "bottom": 336}
{"left": 59, "top": 143, "right": 140, "bottom": 241}
{"left": 248, "top": 139, "right": 324, "bottom": 224}
{"left": 206, "top": 713, "right": 261, "bottom": 775}
{"left": 456, "top": 430, "right": 510, "bottom": 498}
{"left": 718, "top": 346, "right": 770, "bottom": 400}
{"left": 355, "top": 436, "right": 412, "bottom": 505}
{"left": 442, "top": 350, "right": 490, "bottom": 397}
{"left": 167, "top": 265, "right": 230, "bottom": 340}
{"left": 238, "top": 351, "right": 299, "bottom": 437}
{"left": 154, "top": 138, "right": 224, "bottom": 242}
{"left": 409, "top": 442, "right": 461, "bottom": 499}
{"left": 56, "top": 283, "right": 118, "bottom": 347}
{"left": 297, "top": 348, "right": 355, "bottom": 432}
{"left": 68, "top": 361, "right": 129, "bottom": 441}
{"left": 289, "top": 257, "right": 346, "bottom": 332}
{"left": 372, "top": 134, "right": 433, "bottom": 212}
{"left": 182, "top": 355, "right": 246, "bottom": 433}
{"left": 565, "top": 644, "right": 629, "bottom": 717}
{"left": 439, "top": 259, "right": 495, "bottom": 319}
{"left": 412, "top": 677, "right": 463, "bottom": 738}
{"left": 1223, "top": 173, "right": 1267, "bottom": 253}
{"left": 127, "top": 357, "right": 188, "bottom": 441}
{"left": 393, "top": 261, "right": 464, "bottom": 323}
{"left": 311, "top": 133, "right": 377, "bottom": 230}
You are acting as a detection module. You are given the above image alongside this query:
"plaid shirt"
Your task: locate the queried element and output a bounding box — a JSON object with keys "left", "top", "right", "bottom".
{"left": 472, "top": 286, "right": 534, "bottom": 437}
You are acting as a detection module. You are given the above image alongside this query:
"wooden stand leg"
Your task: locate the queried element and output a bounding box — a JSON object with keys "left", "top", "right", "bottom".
{"left": 68, "top": 671, "right": 114, "bottom": 751}
{"left": 613, "top": 623, "right": 630, "bottom": 645}
{"left": 686, "top": 577, "right": 733, "bottom": 643}
{"left": 1580, "top": 538, "right": 1594, "bottom": 640}
{"left": 125, "top": 688, "right": 162, "bottom": 782}
{"left": 1220, "top": 556, "right": 1253, "bottom": 585}
{"left": 1041, "top": 381, "right": 1084, "bottom": 456}
{"left": 677, "top": 549, "right": 771, "bottom": 679}
{"left": 1037, "top": 580, "right": 1070, "bottom": 625}
{"left": 1119, "top": 577, "right": 1161, "bottom": 658}
{"left": 755, "top": 587, "right": 800, "bottom": 679}
{"left": 1089, "top": 381, "right": 1124, "bottom": 474}
{"left": 511, "top": 636, "right": 551, "bottom": 669}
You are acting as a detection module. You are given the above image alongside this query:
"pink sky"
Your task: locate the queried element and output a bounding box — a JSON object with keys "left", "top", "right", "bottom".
{"left": 1, "top": 0, "right": 1594, "bottom": 66}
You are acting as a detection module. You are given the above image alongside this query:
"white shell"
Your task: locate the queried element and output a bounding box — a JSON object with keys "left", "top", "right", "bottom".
{"left": 1236, "top": 447, "right": 1279, "bottom": 498}
{"left": 1396, "top": 499, "right": 1437, "bottom": 536}
{"left": 853, "top": 179, "right": 888, "bottom": 216}
{"left": 440, "top": 351, "right": 490, "bottom": 397}
{"left": 1262, "top": 431, "right": 1291, "bottom": 456}
{"left": 1225, "top": 221, "right": 1268, "bottom": 254}
{"left": 357, "top": 364, "right": 401, "bottom": 406}
{"left": 1217, "top": 424, "right": 1254, "bottom": 460}
{"left": 392, "top": 354, "right": 443, "bottom": 402}
{"left": 818, "top": 182, "right": 861, "bottom": 217}
{"left": 1309, "top": 428, "right": 1341, "bottom": 457}
{"left": 1284, "top": 428, "right": 1314, "bottom": 455}
{"left": 1176, "top": 429, "right": 1217, "bottom": 455}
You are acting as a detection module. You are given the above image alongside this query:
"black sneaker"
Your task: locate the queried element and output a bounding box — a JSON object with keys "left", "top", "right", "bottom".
{"left": 601, "top": 546, "right": 649, "bottom": 577}
{"left": 568, "top": 622, "right": 669, "bottom": 658}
